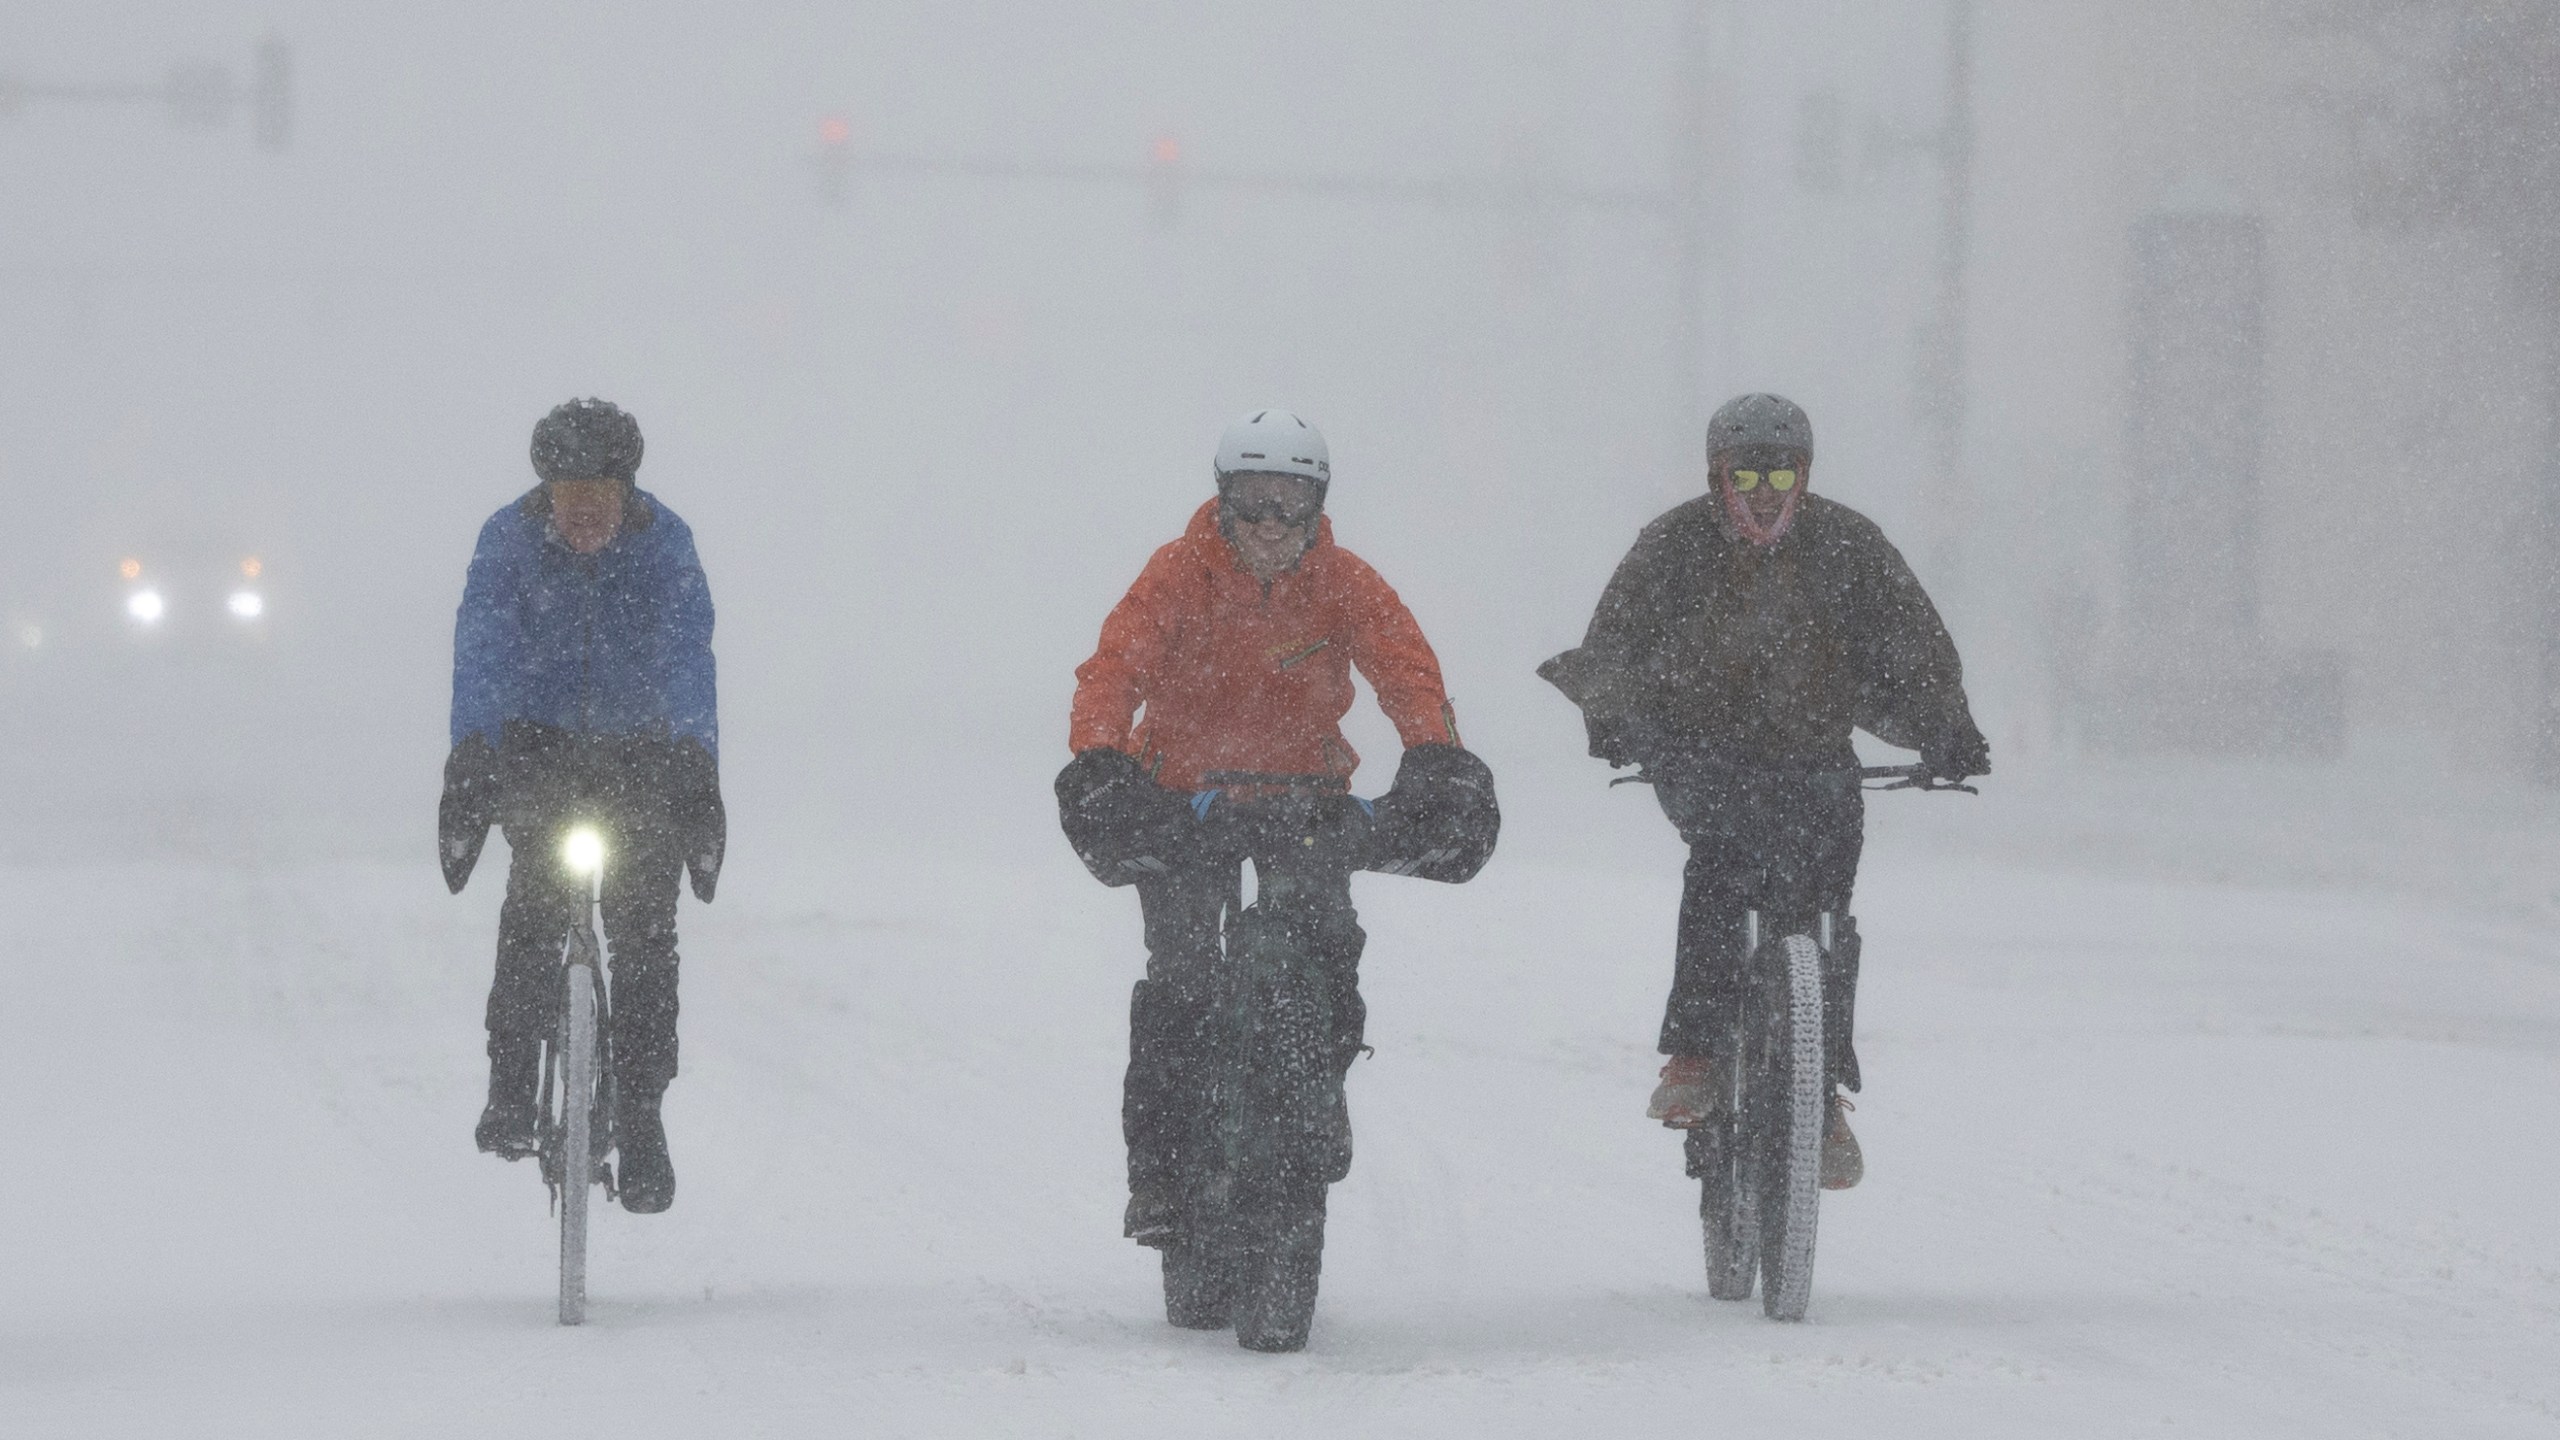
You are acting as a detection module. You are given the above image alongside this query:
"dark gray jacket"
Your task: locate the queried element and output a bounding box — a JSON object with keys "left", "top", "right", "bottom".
{"left": 1541, "top": 493, "right": 1981, "bottom": 771}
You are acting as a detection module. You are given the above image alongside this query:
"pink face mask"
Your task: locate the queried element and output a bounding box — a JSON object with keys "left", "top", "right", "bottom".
{"left": 1720, "top": 473, "right": 1802, "bottom": 546}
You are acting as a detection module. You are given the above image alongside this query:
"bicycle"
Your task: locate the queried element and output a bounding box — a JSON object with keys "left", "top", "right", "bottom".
{"left": 1152, "top": 771, "right": 1383, "bottom": 1353}
{"left": 538, "top": 822, "right": 617, "bottom": 1326}
{"left": 1625, "top": 760, "right": 1974, "bottom": 1321}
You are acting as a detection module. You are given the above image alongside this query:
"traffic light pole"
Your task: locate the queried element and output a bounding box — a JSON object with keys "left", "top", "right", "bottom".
{"left": 1924, "top": 0, "right": 1976, "bottom": 592}
{"left": 813, "top": 4, "right": 1721, "bottom": 470}
{"left": 1669, "top": 0, "right": 1716, "bottom": 435}
{"left": 0, "top": 34, "right": 290, "bottom": 150}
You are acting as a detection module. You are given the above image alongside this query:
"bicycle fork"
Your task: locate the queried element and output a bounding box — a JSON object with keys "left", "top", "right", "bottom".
{"left": 542, "top": 913, "right": 619, "bottom": 1210}
{"left": 1742, "top": 910, "right": 1861, "bottom": 1097}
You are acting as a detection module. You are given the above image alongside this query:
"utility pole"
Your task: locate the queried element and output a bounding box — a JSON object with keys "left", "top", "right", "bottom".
{"left": 1923, "top": 0, "right": 1977, "bottom": 590}
{"left": 1668, "top": 0, "right": 1716, "bottom": 438}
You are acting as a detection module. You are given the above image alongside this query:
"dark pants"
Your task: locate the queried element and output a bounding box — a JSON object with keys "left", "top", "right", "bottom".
{"left": 1653, "top": 758, "right": 1866, "bottom": 1090}
{"left": 1125, "top": 846, "right": 1367, "bottom": 1194}
{"left": 486, "top": 814, "right": 685, "bottom": 1097}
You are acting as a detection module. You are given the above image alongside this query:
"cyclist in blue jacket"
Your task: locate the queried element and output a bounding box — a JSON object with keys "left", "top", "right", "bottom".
{"left": 438, "top": 398, "right": 724, "bottom": 1215}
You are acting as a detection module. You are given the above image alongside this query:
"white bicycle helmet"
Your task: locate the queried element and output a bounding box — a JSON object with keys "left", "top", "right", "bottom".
{"left": 1213, "top": 409, "right": 1330, "bottom": 487}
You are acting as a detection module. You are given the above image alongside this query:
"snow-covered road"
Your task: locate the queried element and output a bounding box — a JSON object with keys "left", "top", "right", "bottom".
{"left": 4, "top": 825, "right": 2554, "bottom": 1437}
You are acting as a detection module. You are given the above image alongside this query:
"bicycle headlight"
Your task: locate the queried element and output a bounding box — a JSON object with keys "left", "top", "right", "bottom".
{"left": 562, "top": 826, "right": 606, "bottom": 877}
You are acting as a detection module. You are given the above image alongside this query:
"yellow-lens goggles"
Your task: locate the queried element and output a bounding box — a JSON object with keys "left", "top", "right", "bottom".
{"left": 1732, "top": 468, "right": 1799, "bottom": 493}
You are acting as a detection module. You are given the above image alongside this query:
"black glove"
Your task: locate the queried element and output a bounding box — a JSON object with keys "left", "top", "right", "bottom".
{"left": 438, "top": 734, "right": 503, "bottom": 894}
{"left": 670, "top": 740, "right": 725, "bottom": 903}
{"left": 1922, "top": 725, "right": 1992, "bottom": 784}
{"left": 1056, "top": 748, "right": 1188, "bottom": 887}
{"left": 1587, "top": 713, "right": 1662, "bottom": 772}
{"left": 1366, "top": 742, "right": 1500, "bottom": 883}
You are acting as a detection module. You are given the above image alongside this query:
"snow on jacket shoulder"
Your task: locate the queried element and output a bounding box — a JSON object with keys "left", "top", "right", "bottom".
{"left": 1070, "top": 499, "right": 1456, "bottom": 792}
{"left": 450, "top": 486, "right": 718, "bottom": 758}
{"left": 1552, "top": 491, "right": 1977, "bottom": 769}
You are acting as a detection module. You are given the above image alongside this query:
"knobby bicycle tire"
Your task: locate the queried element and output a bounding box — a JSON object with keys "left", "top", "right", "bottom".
{"left": 1697, "top": 1120, "right": 1760, "bottom": 1300}
{"left": 1167, "top": 895, "right": 1338, "bottom": 1352}
{"left": 1752, "top": 933, "right": 1826, "bottom": 1321}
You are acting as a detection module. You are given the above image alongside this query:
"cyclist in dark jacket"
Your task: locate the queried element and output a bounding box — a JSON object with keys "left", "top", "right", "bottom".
{"left": 1542, "top": 393, "right": 1985, "bottom": 1189}
{"left": 438, "top": 398, "right": 724, "bottom": 1215}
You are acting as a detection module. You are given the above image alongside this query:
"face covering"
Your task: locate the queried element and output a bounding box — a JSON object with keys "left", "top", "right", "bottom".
{"left": 1719, "top": 470, "right": 1803, "bottom": 547}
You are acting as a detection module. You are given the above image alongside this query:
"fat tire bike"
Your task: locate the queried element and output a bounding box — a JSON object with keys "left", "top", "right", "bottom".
{"left": 1153, "top": 773, "right": 1382, "bottom": 1353}
{"left": 1634, "top": 761, "right": 1974, "bottom": 1322}
{"left": 537, "top": 823, "right": 617, "bottom": 1326}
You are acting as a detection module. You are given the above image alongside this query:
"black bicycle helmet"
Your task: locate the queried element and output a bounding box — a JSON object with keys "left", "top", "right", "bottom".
{"left": 530, "top": 398, "right": 645, "bottom": 484}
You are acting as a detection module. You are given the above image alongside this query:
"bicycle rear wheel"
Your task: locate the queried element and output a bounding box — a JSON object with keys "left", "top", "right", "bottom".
{"left": 558, "top": 960, "right": 601, "bottom": 1326}
{"left": 1751, "top": 933, "right": 1826, "bottom": 1321}
{"left": 1691, "top": 1123, "right": 1759, "bottom": 1300}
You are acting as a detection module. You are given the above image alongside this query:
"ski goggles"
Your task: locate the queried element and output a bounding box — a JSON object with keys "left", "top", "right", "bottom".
{"left": 1222, "top": 492, "right": 1323, "bottom": 528}
{"left": 1729, "top": 466, "right": 1800, "bottom": 493}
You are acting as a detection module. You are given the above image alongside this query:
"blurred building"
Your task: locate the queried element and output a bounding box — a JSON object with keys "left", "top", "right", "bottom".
{"left": 1947, "top": 1, "right": 2554, "bottom": 770}
{"left": 1712, "top": 0, "right": 2554, "bottom": 770}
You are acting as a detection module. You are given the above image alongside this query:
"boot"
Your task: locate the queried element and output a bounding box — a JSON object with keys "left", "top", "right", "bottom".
{"left": 474, "top": 1037, "right": 541, "bottom": 1158}
{"left": 617, "top": 1088, "right": 676, "bottom": 1214}
{"left": 1124, "top": 1182, "right": 1180, "bottom": 1249}
{"left": 1821, "top": 1094, "right": 1863, "bottom": 1191}
{"left": 1646, "top": 1054, "right": 1725, "bottom": 1128}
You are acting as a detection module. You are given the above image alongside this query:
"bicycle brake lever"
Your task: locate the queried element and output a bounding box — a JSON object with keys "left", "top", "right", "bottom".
{"left": 1864, "top": 776, "right": 1979, "bottom": 794}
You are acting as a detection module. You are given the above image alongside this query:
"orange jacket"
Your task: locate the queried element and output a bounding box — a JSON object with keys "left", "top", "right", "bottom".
{"left": 1071, "top": 500, "right": 1459, "bottom": 792}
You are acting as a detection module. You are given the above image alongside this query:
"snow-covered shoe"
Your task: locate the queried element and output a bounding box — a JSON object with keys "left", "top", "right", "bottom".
{"left": 1821, "top": 1095, "right": 1862, "bottom": 1191}
{"left": 1125, "top": 1186, "right": 1180, "bottom": 1248}
{"left": 617, "top": 1095, "right": 676, "bottom": 1214}
{"left": 474, "top": 1039, "right": 540, "bottom": 1159}
{"left": 1646, "top": 1054, "right": 1725, "bottom": 1128}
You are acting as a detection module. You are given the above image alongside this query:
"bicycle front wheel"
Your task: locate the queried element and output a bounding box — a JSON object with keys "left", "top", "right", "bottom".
{"left": 1750, "top": 933, "right": 1826, "bottom": 1321}
{"left": 558, "top": 961, "right": 601, "bottom": 1326}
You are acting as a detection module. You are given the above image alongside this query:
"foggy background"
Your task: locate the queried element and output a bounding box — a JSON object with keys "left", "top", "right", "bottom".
{"left": 10, "top": 6, "right": 2560, "bottom": 1431}
{"left": 7, "top": 0, "right": 2560, "bottom": 875}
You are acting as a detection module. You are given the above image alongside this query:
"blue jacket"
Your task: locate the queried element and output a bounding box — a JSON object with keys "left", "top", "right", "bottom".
{"left": 450, "top": 487, "right": 718, "bottom": 759}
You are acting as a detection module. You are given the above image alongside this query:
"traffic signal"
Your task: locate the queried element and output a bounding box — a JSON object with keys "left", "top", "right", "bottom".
{"left": 1148, "top": 135, "right": 1183, "bottom": 228}
{"left": 815, "top": 115, "right": 854, "bottom": 203}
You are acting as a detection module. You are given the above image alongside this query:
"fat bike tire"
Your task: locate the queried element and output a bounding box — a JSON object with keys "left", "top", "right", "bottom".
{"left": 1752, "top": 933, "right": 1826, "bottom": 1322}
{"left": 557, "top": 963, "right": 601, "bottom": 1327}
{"left": 1694, "top": 1123, "right": 1759, "bottom": 1301}
{"left": 1162, "top": 1234, "right": 1240, "bottom": 1330}
{"left": 1232, "top": 1184, "right": 1327, "bottom": 1353}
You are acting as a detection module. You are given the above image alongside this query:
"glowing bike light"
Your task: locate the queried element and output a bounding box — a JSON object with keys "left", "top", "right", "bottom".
{"left": 227, "top": 590, "right": 264, "bottom": 619}
{"left": 561, "top": 827, "right": 606, "bottom": 878}
{"left": 126, "top": 589, "right": 166, "bottom": 624}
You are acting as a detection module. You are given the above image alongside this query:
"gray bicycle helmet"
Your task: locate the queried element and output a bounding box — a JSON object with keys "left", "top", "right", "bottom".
{"left": 1705, "top": 393, "right": 1813, "bottom": 462}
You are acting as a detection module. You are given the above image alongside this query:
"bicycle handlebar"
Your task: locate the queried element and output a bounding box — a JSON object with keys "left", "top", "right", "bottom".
{"left": 1187, "top": 777, "right": 1374, "bottom": 871}
{"left": 1609, "top": 759, "right": 1980, "bottom": 795}
{"left": 1197, "top": 770, "right": 1352, "bottom": 793}
{"left": 1856, "top": 763, "right": 1979, "bottom": 795}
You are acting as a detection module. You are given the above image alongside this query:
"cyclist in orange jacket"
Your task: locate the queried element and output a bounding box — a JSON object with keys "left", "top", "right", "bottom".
{"left": 1059, "top": 409, "right": 1495, "bottom": 1248}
